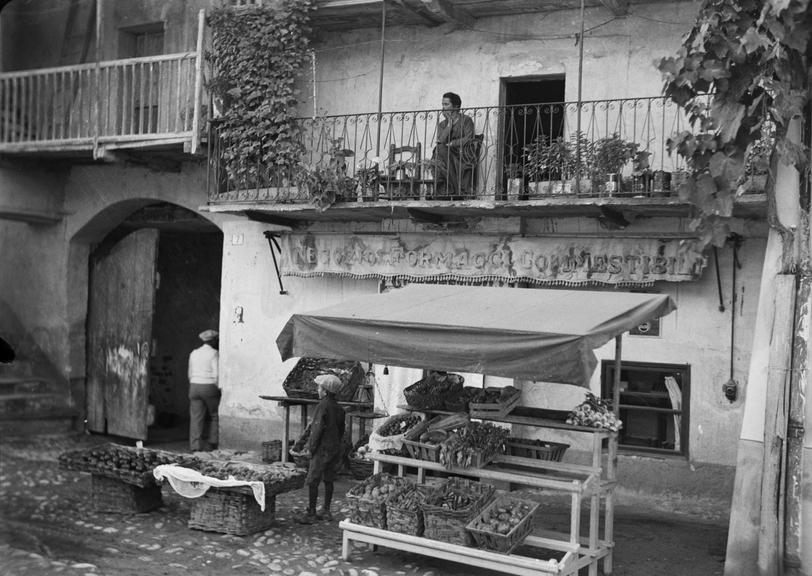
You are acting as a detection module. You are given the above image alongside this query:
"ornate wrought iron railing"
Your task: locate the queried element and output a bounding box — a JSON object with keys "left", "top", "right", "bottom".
{"left": 208, "top": 95, "right": 768, "bottom": 205}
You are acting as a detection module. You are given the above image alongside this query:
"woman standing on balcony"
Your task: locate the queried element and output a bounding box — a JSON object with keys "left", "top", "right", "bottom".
{"left": 433, "top": 92, "right": 476, "bottom": 199}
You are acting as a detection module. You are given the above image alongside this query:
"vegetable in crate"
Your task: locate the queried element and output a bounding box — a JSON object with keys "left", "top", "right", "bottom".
{"left": 438, "top": 421, "right": 509, "bottom": 469}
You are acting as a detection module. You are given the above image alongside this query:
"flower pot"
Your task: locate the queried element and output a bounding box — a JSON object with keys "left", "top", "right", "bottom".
{"left": 529, "top": 180, "right": 567, "bottom": 197}
{"left": 571, "top": 178, "right": 593, "bottom": 196}
{"left": 506, "top": 178, "right": 523, "bottom": 201}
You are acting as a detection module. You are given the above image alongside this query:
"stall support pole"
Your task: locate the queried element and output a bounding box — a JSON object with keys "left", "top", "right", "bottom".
{"left": 613, "top": 335, "right": 622, "bottom": 418}
{"left": 605, "top": 335, "right": 622, "bottom": 575}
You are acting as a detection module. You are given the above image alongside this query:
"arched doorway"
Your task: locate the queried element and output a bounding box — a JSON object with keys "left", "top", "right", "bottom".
{"left": 86, "top": 203, "right": 222, "bottom": 442}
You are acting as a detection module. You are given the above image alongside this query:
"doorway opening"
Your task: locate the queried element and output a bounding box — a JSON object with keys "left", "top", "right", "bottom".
{"left": 86, "top": 203, "right": 222, "bottom": 443}
{"left": 500, "top": 76, "right": 566, "bottom": 197}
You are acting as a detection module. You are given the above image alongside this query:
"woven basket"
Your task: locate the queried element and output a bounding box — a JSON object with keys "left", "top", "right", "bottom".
{"left": 421, "top": 478, "right": 495, "bottom": 546}
{"left": 466, "top": 494, "right": 541, "bottom": 553}
{"left": 282, "top": 357, "right": 364, "bottom": 402}
{"left": 91, "top": 474, "right": 162, "bottom": 514}
{"left": 346, "top": 473, "right": 411, "bottom": 529}
{"left": 262, "top": 440, "right": 283, "bottom": 463}
{"left": 188, "top": 488, "right": 276, "bottom": 536}
{"left": 505, "top": 438, "right": 569, "bottom": 462}
{"left": 385, "top": 485, "right": 429, "bottom": 537}
{"left": 348, "top": 456, "right": 374, "bottom": 479}
{"left": 403, "top": 372, "right": 464, "bottom": 410}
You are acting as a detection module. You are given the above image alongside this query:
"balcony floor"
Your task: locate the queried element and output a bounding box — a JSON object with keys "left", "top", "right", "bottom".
{"left": 204, "top": 193, "right": 767, "bottom": 224}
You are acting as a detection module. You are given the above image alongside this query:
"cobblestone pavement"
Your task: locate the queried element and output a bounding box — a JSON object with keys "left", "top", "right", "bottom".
{"left": 0, "top": 433, "right": 728, "bottom": 576}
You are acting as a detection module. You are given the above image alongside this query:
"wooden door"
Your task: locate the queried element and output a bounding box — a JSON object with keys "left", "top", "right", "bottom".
{"left": 87, "top": 228, "right": 159, "bottom": 439}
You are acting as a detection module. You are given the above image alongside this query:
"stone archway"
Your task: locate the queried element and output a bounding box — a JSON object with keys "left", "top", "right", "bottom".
{"left": 68, "top": 200, "right": 223, "bottom": 440}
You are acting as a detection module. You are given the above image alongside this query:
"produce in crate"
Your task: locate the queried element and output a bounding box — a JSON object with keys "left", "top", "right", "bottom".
{"left": 438, "top": 421, "right": 509, "bottom": 469}
{"left": 566, "top": 392, "right": 623, "bottom": 431}
{"left": 470, "top": 385, "right": 518, "bottom": 404}
{"left": 466, "top": 494, "right": 541, "bottom": 553}
{"left": 376, "top": 413, "right": 423, "bottom": 437}
{"left": 469, "top": 497, "right": 536, "bottom": 535}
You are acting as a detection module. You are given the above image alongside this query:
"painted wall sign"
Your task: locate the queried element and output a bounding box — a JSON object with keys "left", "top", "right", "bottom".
{"left": 279, "top": 233, "right": 706, "bottom": 285}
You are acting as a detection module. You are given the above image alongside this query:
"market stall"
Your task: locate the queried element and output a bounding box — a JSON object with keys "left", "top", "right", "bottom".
{"left": 276, "top": 284, "right": 676, "bottom": 576}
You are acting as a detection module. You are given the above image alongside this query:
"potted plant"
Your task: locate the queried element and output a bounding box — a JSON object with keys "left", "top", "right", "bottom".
{"left": 504, "top": 163, "right": 524, "bottom": 200}
{"left": 568, "top": 132, "right": 595, "bottom": 196}
{"left": 523, "top": 135, "right": 573, "bottom": 196}
{"left": 592, "top": 134, "right": 639, "bottom": 196}
{"left": 631, "top": 150, "right": 652, "bottom": 196}
{"left": 741, "top": 136, "right": 771, "bottom": 193}
{"left": 295, "top": 138, "right": 356, "bottom": 210}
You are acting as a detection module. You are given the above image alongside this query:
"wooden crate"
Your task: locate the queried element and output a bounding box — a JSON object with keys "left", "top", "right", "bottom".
{"left": 469, "top": 387, "right": 521, "bottom": 418}
{"left": 91, "top": 474, "right": 162, "bottom": 514}
{"left": 505, "top": 438, "right": 569, "bottom": 462}
{"left": 466, "top": 494, "right": 541, "bottom": 553}
{"left": 188, "top": 488, "right": 276, "bottom": 536}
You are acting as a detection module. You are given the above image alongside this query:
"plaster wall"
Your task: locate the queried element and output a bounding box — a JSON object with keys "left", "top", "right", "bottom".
{"left": 218, "top": 210, "right": 765, "bottom": 472}
{"left": 298, "top": 2, "right": 696, "bottom": 117}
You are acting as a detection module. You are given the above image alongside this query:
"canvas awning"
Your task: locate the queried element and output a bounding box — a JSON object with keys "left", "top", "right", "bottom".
{"left": 276, "top": 285, "right": 677, "bottom": 387}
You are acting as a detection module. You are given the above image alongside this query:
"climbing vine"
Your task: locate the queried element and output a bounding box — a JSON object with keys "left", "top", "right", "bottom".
{"left": 657, "top": 0, "right": 811, "bottom": 248}
{"left": 207, "top": 1, "right": 313, "bottom": 188}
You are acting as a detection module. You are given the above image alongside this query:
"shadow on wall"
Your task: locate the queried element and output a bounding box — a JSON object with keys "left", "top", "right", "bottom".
{"left": 0, "top": 299, "right": 64, "bottom": 385}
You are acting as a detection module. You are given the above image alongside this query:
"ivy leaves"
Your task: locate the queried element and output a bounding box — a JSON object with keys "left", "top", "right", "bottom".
{"left": 207, "top": 1, "right": 313, "bottom": 190}
{"left": 657, "top": 0, "right": 811, "bottom": 248}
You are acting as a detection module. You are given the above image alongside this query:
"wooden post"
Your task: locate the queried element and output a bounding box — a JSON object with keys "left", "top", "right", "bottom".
{"left": 613, "top": 335, "right": 622, "bottom": 417}
{"left": 757, "top": 275, "right": 796, "bottom": 575}
{"left": 190, "top": 9, "right": 205, "bottom": 155}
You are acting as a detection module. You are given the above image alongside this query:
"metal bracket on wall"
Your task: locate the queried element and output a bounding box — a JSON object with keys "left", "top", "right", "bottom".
{"left": 264, "top": 231, "right": 288, "bottom": 295}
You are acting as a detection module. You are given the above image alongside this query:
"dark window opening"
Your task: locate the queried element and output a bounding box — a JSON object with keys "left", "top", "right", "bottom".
{"left": 118, "top": 23, "right": 165, "bottom": 134}
{"left": 601, "top": 360, "right": 689, "bottom": 456}
{"left": 500, "top": 76, "right": 566, "bottom": 196}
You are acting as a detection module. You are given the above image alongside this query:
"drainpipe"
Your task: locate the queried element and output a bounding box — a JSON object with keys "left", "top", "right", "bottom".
{"left": 782, "top": 111, "right": 810, "bottom": 575}
{"left": 575, "top": 0, "right": 585, "bottom": 194}
{"left": 93, "top": 0, "right": 102, "bottom": 159}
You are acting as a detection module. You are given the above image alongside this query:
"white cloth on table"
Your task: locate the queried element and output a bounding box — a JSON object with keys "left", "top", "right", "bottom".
{"left": 153, "top": 464, "right": 266, "bottom": 510}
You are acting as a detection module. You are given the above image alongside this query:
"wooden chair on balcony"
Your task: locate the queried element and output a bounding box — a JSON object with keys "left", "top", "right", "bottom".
{"left": 385, "top": 142, "right": 423, "bottom": 199}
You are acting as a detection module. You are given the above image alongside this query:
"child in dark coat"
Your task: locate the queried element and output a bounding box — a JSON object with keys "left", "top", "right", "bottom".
{"left": 299, "top": 373, "right": 346, "bottom": 524}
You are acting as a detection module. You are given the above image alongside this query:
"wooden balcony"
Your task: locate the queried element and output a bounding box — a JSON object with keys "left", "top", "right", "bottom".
{"left": 0, "top": 16, "right": 205, "bottom": 160}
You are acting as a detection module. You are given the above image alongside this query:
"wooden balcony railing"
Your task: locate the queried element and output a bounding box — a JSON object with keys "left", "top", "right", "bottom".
{"left": 207, "top": 95, "right": 769, "bottom": 205}
{"left": 0, "top": 11, "right": 205, "bottom": 157}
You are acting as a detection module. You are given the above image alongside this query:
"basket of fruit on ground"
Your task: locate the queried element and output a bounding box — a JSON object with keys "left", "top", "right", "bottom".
{"left": 505, "top": 438, "right": 569, "bottom": 462}
{"left": 281, "top": 357, "right": 365, "bottom": 402}
{"left": 368, "top": 412, "right": 426, "bottom": 454}
{"left": 403, "top": 371, "right": 464, "bottom": 410}
{"left": 385, "top": 484, "right": 431, "bottom": 536}
{"left": 466, "top": 493, "right": 540, "bottom": 553}
{"left": 346, "top": 472, "right": 413, "bottom": 529}
{"left": 58, "top": 443, "right": 195, "bottom": 487}
{"left": 420, "top": 477, "right": 495, "bottom": 546}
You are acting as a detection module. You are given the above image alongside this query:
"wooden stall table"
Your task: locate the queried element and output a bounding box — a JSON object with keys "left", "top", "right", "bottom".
{"left": 259, "top": 395, "right": 377, "bottom": 463}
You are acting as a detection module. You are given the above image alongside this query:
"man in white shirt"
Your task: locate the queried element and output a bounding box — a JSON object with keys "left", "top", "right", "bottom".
{"left": 188, "top": 329, "right": 220, "bottom": 451}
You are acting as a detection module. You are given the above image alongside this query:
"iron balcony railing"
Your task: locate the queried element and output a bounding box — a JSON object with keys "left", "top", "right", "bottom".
{"left": 208, "top": 94, "right": 769, "bottom": 205}
{"left": 0, "top": 11, "right": 206, "bottom": 157}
